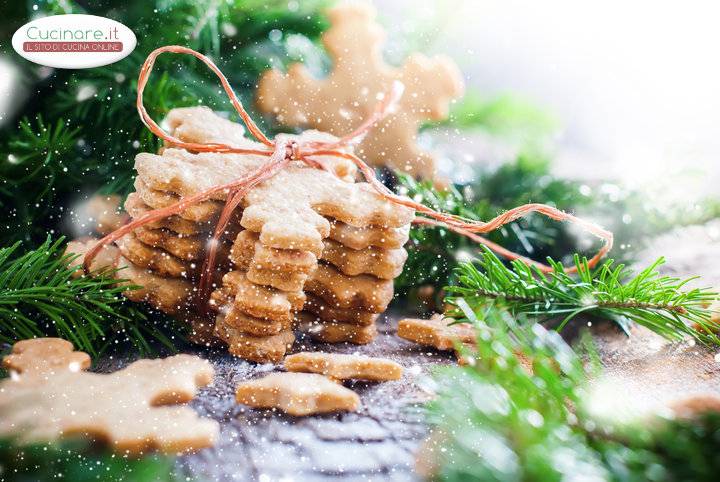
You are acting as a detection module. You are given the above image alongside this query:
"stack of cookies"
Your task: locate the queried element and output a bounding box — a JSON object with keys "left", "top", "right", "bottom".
{"left": 111, "top": 108, "right": 257, "bottom": 316}
{"left": 213, "top": 218, "right": 410, "bottom": 362}
{"left": 117, "top": 176, "right": 236, "bottom": 315}
{"left": 74, "top": 107, "right": 414, "bottom": 363}
{"left": 297, "top": 226, "right": 409, "bottom": 345}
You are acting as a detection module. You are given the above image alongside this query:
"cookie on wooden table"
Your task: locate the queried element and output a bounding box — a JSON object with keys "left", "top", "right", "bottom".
{"left": 134, "top": 226, "right": 206, "bottom": 261}
{"left": 285, "top": 352, "right": 402, "bottom": 381}
{"left": 124, "top": 193, "right": 209, "bottom": 235}
{"left": 244, "top": 267, "right": 311, "bottom": 293}
{"left": 78, "top": 104, "right": 415, "bottom": 365}
{"left": 320, "top": 238, "right": 408, "bottom": 279}
{"left": 165, "top": 106, "right": 250, "bottom": 149}
{"left": 303, "top": 294, "right": 380, "bottom": 326}
{"left": 81, "top": 194, "right": 128, "bottom": 235}
{"left": 398, "top": 314, "right": 476, "bottom": 351}
{"left": 66, "top": 238, "right": 122, "bottom": 275}
{"left": 304, "top": 263, "right": 395, "bottom": 312}
{"left": 0, "top": 339, "right": 218, "bottom": 454}
{"left": 221, "top": 309, "right": 293, "bottom": 337}
{"left": 235, "top": 372, "right": 359, "bottom": 415}
{"left": 166, "top": 106, "right": 358, "bottom": 182}
{"left": 214, "top": 270, "right": 305, "bottom": 321}
{"left": 2, "top": 338, "right": 91, "bottom": 381}
{"left": 118, "top": 258, "right": 194, "bottom": 315}
{"left": 135, "top": 146, "right": 414, "bottom": 256}
{"left": 117, "top": 232, "right": 199, "bottom": 279}
{"left": 296, "top": 314, "right": 378, "bottom": 345}
{"left": 231, "top": 230, "right": 319, "bottom": 271}
{"left": 134, "top": 177, "right": 223, "bottom": 223}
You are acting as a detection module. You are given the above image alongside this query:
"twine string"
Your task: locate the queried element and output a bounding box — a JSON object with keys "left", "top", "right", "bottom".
{"left": 84, "top": 45, "right": 614, "bottom": 308}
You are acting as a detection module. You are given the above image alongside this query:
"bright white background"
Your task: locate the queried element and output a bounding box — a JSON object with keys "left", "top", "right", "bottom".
{"left": 380, "top": 0, "right": 720, "bottom": 196}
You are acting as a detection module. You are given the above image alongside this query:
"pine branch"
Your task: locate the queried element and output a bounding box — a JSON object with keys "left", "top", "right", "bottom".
{"left": 0, "top": 117, "right": 84, "bottom": 243}
{"left": 445, "top": 247, "right": 720, "bottom": 345}
{"left": 427, "top": 310, "right": 720, "bottom": 481}
{"left": 395, "top": 157, "right": 598, "bottom": 294}
{"left": 396, "top": 158, "right": 720, "bottom": 298}
{"left": 0, "top": 237, "right": 183, "bottom": 356}
{"left": 3, "top": 116, "right": 81, "bottom": 184}
{"left": 0, "top": 438, "right": 179, "bottom": 482}
{"left": 427, "top": 312, "right": 593, "bottom": 481}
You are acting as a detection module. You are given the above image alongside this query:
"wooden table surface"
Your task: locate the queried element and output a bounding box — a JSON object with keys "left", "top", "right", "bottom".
{"left": 178, "top": 319, "right": 443, "bottom": 482}
{"left": 101, "top": 221, "right": 720, "bottom": 481}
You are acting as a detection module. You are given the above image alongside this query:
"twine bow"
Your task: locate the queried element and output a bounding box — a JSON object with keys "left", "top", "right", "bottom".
{"left": 84, "top": 45, "right": 613, "bottom": 308}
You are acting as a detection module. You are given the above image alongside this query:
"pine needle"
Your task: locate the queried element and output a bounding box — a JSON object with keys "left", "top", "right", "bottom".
{"left": 0, "top": 438, "right": 178, "bottom": 482}
{"left": 0, "top": 237, "right": 182, "bottom": 356}
{"left": 395, "top": 160, "right": 720, "bottom": 296}
{"left": 445, "top": 247, "right": 720, "bottom": 345}
{"left": 428, "top": 309, "right": 720, "bottom": 481}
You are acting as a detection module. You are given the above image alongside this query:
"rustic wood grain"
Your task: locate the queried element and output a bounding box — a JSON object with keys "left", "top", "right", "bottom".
{"left": 174, "top": 319, "right": 445, "bottom": 481}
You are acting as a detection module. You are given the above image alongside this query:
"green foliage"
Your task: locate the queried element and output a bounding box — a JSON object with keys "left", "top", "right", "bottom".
{"left": 591, "top": 411, "right": 720, "bottom": 482}
{"left": 0, "top": 117, "right": 82, "bottom": 243}
{"left": 446, "top": 247, "right": 719, "bottom": 345}
{"left": 0, "top": 438, "right": 179, "bottom": 482}
{"left": 396, "top": 156, "right": 596, "bottom": 294}
{"left": 396, "top": 157, "right": 720, "bottom": 297}
{"left": 433, "top": 89, "right": 558, "bottom": 143}
{"left": 0, "top": 0, "right": 330, "bottom": 245}
{"left": 428, "top": 309, "right": 720, "bottom": 481}
{"left": 3, "top": 116, "right": 81, "bottom": 186}
{"left": 428, "top": 312, "right": 597, "bottom": 481}
{"left": 0, "top": 237, "right": 182, "bottom": 356}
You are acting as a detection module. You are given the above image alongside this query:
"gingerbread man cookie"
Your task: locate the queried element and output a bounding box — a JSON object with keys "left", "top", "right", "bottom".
{"left": 2, "top": 338, "right": 90, "bottom": 381}
{"left": 0, "top": 338, "right": 218, "bottom": 454}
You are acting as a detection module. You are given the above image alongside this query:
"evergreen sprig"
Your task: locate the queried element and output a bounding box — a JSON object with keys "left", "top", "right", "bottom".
{"left": 445, "top": 247, "right": 719, "bottom": 345}
{"left": 3, "top": 116, "right": 81, "bottom": 185}
{"left": 0, "top": 438, "right": 179, "bottom": 482}
{"left": 0, "top": 117, "right": 83, "bottom": 242}
{"left": 427, "top": 310, "right": 720, "bottom": 481}
{"left": 427, "top": 312, "right": 594, "bottom": 481}
{"left": 0, "top": 237, "right": 181, "bottom": 356}
{"left": 396, "top": 158, "right": 720, "bottom": 298}
{"left": 395, "top": 157, "right": 601, "bottom": 295}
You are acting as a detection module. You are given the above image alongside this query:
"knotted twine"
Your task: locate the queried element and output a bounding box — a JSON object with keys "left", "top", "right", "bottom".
{"left": 84, "top": 45, "right": 614, "bottom": 308}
